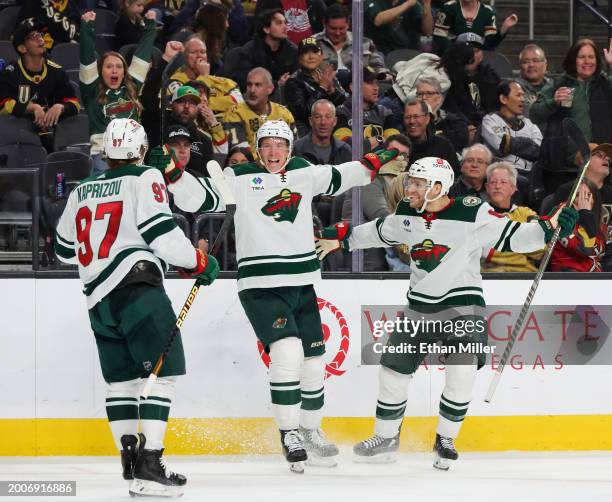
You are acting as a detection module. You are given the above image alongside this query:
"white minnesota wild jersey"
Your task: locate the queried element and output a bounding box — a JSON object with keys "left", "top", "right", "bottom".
{"left": 169, "top": 156, "right": 372, "bottom": 291}
{"left": 55, "top": 165, "right": 198, "bottom": 308}
{"left": 348, "top": 196, "right": 547, "bottom": 306}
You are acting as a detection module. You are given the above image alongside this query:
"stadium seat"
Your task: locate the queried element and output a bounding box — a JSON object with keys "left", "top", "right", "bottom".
{"left": 0, "top": 142, "right": 46, "bottom": 206}
{"left": 95, "top": 33, "right": 116, "bottom": 55}
{"left": 68, "top": 80, "right": 83, "bottom": 110}
{"left": 0, "top": 142, "right": 44, "bottom": 264}
{"left": 119, "top": 44, "right": 163, "bottom": 68}
{"left": 162, "top": 52, "right": 185, "bottom": 84}
{"left": 66, "top": 68, "right": 79, "bottom": 83}
{"left": 0, "top": 5, "right": 18, "bottom": 41}
{"left": 53, "top": 115, "right": 90, "bottom": 152}
{"left": 482, "top": 50, "right": 514, "bottom": 79}
{"left": 94, "top": 9, "right": 118, "bottom": 34}
{"left": 0, "top": 39, "right": 17, "bottom": 63}
{"left": 50, "top": 43, "right": 80, "bottom": 71}
{"left": 385, "top": 49, "right": 422, "bottom": 72}
{"left": 539, "top": 193, "right": 556, "bottom": 216}
{"left": 172, "top": 213, "right": 191, "bottom": 240}
{"left": 40, "top": 150, "right": 90, "bottom": 228}
{"left": 0, "top": 116, "right": 39, "bottom": 145}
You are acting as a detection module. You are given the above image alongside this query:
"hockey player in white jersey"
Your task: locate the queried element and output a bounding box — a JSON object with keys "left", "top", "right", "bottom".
{"left": 315, "top": 156, "right": 578, "bottom": 470}
{"left": 54, "top": 118, "right": 219, "bottom": 497}
{"left": 151, "top": 119, "right": 404, "bottom": 472}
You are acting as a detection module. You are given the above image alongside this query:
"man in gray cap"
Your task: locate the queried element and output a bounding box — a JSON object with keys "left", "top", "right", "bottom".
{"left": 442, "top": 32, "right": 501, "bottom": 129}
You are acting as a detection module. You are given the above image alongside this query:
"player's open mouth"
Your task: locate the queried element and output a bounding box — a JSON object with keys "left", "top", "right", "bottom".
{"left": 110, "top": 76, "right": 119, "bottom": 86}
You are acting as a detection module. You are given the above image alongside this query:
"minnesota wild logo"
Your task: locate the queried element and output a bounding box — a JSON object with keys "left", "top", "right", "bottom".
{"left": 261, "top": 189, "right": 302, "bottom": 223}
{"left": 410, "top": 239, "right": 450, "bottom": 272}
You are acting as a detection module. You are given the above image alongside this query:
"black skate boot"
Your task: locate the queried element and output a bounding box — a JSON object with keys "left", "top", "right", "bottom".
{"left": 433, "top": 433, "right": 459, "bottom": 471}
{"left": 280, "top": 429, "right": 308, "bottom": 474}
{"left": 120, "top": 434, "right": 139, "bottom": 481}
{"left": 129, "top": 433, "right": 187, "bottom": 497}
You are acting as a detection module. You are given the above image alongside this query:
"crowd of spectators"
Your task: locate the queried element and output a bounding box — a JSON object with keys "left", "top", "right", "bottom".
{"left": 1, "top": 0, "right": 611, "bottom": 273}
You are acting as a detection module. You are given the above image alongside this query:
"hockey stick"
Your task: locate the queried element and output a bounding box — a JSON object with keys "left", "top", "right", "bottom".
{"left": 484, "top": 118, "right": 591, "bottom": 403}
{"left": 141, "top": 160, "right": 237, "bottom": 399}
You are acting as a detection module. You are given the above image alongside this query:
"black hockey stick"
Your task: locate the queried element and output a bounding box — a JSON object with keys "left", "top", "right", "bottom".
{"left": 141, "top": 160, "right": 236, "bottom": 398}
{"left": 484, "top": 118, "right": 591, "bottom": 403}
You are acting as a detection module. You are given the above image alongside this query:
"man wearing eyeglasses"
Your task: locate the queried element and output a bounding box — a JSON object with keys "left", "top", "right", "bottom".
{"left": 515, "top": 44, "right": 551, "bottom": 121}
{"left": 403, "top": 99, "right": 459, "bottom": 174}
{"left": 449, "top": 143, "right": 491, "bottom": 200}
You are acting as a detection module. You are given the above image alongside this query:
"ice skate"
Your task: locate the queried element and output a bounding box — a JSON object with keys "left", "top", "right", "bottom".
{"left": 353, "top": 434, "right": 400, "bottom": 463}
{"left": 433, "top": 433, "right": 459, "bottom": 471}
{"left": 129, "top": 434, "right": 187, "bottom": 497}
{"left": 280, "top": 429, "right": 308, "bottom": 474}
{"left": 299, "top": 427, "right": 339, "bottom": 467}
{"left": 120, "top": 434, "right": 139, "bottom": 481}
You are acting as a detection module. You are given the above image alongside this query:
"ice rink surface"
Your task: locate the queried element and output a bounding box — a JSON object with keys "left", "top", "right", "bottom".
{"left": 1, "top": 450, "right": 611, "bottom": 502}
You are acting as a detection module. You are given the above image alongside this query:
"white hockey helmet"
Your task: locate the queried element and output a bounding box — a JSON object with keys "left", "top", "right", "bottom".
{"left": 407, "top": 157, "right": 455, "bottom": 212}
{"left": 255, "top": 120, "right": 293, "bottom": 170}
{"left": 103, "top": 118, "right": 148, "bottom": 162}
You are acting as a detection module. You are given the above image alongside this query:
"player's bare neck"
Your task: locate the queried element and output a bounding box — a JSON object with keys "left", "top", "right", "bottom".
{"left": 426, "top": 196, "right": 452, "bottom": 213}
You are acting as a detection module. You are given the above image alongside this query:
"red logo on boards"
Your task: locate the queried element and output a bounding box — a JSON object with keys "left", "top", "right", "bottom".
{"left": 257, "top": 297, "right": 350, "bottom": 379}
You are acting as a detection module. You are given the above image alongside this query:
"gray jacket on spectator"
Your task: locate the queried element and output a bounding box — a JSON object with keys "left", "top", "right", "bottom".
{"left": 293, "top": 134, "right": 352, "bottom": 165}
{"left": 481, "top": 112, "right": 543, "bottom": 173}
{"left": 313, "top": 31, "right": 389, "bottom": 75}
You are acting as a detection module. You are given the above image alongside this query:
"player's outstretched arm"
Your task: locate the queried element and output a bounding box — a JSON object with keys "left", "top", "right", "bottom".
{"left": 315, "top": 214, "right": 403, "bottom": 260}
{"left": 538, "top": 205, "right": 579, "bottom": 242}
{"left": 478, "top": 203, "right": 579, "bottom": 255}
{"left": 149, "top": 145, "right": 226, "bottom": 213}
{"left": 312, "top": 149, "right": 404, "bottom": 197}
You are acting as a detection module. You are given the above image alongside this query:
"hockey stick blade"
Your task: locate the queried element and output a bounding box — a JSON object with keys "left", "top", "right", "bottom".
{"left": 484, "top": 119, "right": 591, "bottom": 403}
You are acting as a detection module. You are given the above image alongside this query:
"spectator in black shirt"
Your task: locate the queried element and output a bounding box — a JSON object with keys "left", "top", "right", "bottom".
{"left": 222, "top": 9, "right": 298, "bottom": 92}
{"left": 449, "top": 143, "right": 491, "bottom": 200}
{"left": 115, "top": 0, "right": 146, "bottom": 49}
{"left": 293, "top": 98, "right": 352, "bottom": 165}
{"left": 442, "top": 33, "right": 500, "bottom": 129}
{"left": 0, "top": 20, "right": 80, "bottom": 148}
{"left": 403, "top": 99, "right": 459, "bottom": 174}
{"left": 19, "top": 0, "right": 79, "bottom": 50}
{"left": 284, "top": 37, "right": 348, "bottom": 136}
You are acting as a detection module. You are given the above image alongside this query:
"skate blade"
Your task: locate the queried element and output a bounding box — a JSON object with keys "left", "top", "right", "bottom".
{"left": 288, "top": 461, "right": 305, "bottom": 474}
{"left": 129, "top": 479, "right": 185, "bottom": 498}
{"left": 353, "top": 452, "right": 397, "bottom": 464}
{"left": 305, "top": 452, "right": 338, "bottom": 468}
{"left": 433, "top": 453, "right": 453, "bottom": 471}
